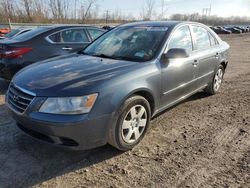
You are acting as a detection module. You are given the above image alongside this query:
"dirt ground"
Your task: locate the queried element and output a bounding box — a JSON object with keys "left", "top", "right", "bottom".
{"left": 0, "top": 33, "right": 249, "bottom": 188}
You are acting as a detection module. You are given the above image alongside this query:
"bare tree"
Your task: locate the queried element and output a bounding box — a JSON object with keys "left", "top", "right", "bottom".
{"left": 1, "top": 0, "right": 16, "bottom": 21}
{"left": 91, "top": 4, "right": 100, "bottom": 23}
{"left": 33, "top": 0, "right": 49, "bottom": 23}
{"left": 81, "top": 0, "right": 98, "bottom": 22}
{"left": 158, "top": 0, "right": 168, "bottom": 20}
{"left": 49, "top": 0, "right": 69, "bottom": 22}
{"left": 141, "top": 0, "right": 155, "bottom": 20}
{"left": 21, "top": 0, "right": 33, "bottom": 21}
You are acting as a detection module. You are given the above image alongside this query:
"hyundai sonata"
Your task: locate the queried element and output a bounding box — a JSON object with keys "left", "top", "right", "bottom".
{"left": 6, "top": 21, "right": 230, "bottom": 151}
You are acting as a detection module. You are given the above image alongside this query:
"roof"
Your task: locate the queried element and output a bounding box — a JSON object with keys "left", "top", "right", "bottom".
{"left": 121, "top": 21, "right": 182, "bottom": 27}
{"left": 42, "top": 24, "right": 103, "bottom": 30}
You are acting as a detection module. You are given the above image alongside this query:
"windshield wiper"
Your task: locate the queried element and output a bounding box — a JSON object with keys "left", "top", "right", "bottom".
{"left": 77, "top": 52, "right": 114, "bottom": 59}
{"left": 77, "top": 50, "right": 87, "bottom": 55}
{"left": 91, "top": 53, "right": 118, "bottom": 60}
{"left": 113, "top": 56, "right": 138, "bottom": 62}
{"left": 80, "top": 52, "right": 142, "bottom": 62}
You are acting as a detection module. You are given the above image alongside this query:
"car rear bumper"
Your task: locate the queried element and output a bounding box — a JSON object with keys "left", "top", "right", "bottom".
{"left": 9, "top": 109, "right": 113, "bottom": 150}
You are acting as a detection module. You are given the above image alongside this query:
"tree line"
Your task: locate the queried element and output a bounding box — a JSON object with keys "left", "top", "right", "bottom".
{"left": 0, "top": 0, "right": 249, "bottom": 25}
{"left": 0, "top": 0, "right": 100, "bottom": 23}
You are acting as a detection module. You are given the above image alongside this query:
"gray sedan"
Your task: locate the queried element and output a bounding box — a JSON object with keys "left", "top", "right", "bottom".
{"left": 6, "top": 21, "right": 230, "bottom": 151}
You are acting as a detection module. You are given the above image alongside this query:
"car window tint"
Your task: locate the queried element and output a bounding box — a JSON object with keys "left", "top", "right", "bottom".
{"left": 88, "top": 29, "right": 105, "bottom": 40}
{"left": 208, "top": 32, "right": 218, "bottom": 46}
{"left": 168, "top": 25, "right": 193, "bottom": 53}
{"left": 48, "top": 29, "right": 89, "bottom": 43}
{"left": 61, "top": 29, "right": 89, "bottom": 43}
{"left": 4, "top": 29, "right": 20, "bottom": 38}
{"left": 192, "top": 26, "right": 211, "bottom": 50}
{"left": 48, "top": 32, "right": 60, "bottom": 42}
{"left": 13, "top": 27, "right": 50, "bottom": 41}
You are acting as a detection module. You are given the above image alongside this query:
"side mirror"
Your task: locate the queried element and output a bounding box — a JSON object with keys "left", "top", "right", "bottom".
{"left": 163, "top": 48, "right": 189, "bottom": 59}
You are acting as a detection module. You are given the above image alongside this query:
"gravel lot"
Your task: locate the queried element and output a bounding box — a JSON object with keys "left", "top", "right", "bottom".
{"left": 0, "top": 33, "right": 249, "bottom": 188}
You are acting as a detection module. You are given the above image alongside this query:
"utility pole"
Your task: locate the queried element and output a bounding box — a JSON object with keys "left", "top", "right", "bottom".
{"left": 105, "top": 10, "right": 109, "bottom": 24}
{"left": 202, "top": 8, "right": 206, "bottom": 17}
{"left": 209, "top": 3, "right": 212, "bottom": 16}
{"left": 202, "top": 7, "right": 212, "bottom": 18}
{"left": 74, "top": 0, "right": 77, "bottom": 20}
{"left": 202, "top": 7, "right": 209, "bottom": 24}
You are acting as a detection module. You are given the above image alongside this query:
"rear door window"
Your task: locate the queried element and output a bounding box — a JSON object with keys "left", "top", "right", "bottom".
{"left": 48, "top": 28, "right": 90, "bottom": 43}
{"left": 192, "top": 26, "right": 211, "bottom": 50}
{"left": 48, "top": 32, "right": 60, "bottom": 43}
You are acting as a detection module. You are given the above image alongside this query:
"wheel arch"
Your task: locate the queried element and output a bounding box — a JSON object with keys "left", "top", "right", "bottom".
{"left": 220, "top": 61, "right": 228, "bottom": 70}
{"left": 118, "top": 88, "right": 157, "bottom": 117}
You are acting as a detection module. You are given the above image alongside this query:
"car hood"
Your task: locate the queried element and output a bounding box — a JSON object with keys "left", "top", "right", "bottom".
{"left": 13, "top": 54, "right": 139, "bottom": 97}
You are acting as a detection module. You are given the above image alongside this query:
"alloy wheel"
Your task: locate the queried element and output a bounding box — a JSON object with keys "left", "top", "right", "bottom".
{"left": 214, "top": 68, "right": 224, "bottom": 92}
{"left": 121, "top": 105, "right": 147, "bottom": 144}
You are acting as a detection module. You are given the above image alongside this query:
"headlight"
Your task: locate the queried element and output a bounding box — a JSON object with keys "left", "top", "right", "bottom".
{"left": 39, "top": 94, "right": 98, "bottom": 115}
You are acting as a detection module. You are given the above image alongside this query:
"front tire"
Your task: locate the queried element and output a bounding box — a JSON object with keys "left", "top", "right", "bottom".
{"left": 108, "top": 95, "right": 151, "bottom": 151}
{"left": 205, "top": 64, "right": 225, "bottom": 95}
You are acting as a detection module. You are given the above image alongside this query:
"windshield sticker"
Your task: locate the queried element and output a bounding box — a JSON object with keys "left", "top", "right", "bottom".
{"left": 134, "top": 26, "right": 168, "bottom": 32}
{"left": 134, "top": 26, "right": 151, "bottom": 30}
{"left": 147, "top": 27, "right": 168, "bottom": 31}
{"left": 134, "top": 52, "right": 145, "bottom": 58}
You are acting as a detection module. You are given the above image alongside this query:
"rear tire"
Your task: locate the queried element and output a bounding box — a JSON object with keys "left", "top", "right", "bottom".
{"left": 108, "top": 95, "right": 151, "bottom": 151}
{"left": 205, "top": 64, "right": 225, "bottom": 95}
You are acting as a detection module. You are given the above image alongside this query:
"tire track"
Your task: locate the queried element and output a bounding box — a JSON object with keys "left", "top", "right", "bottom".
{"left": 176, "top": 126, "right": 250, "bottom": 188}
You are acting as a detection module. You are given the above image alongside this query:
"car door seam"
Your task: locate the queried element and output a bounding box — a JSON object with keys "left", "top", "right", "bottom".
{"left": 163, "top": 71, "right": 214, "bottom": 95}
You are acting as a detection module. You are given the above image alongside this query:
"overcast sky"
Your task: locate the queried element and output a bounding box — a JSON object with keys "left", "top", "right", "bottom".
{"left": 98, "top": 0, "right": 250, "bottom": 18}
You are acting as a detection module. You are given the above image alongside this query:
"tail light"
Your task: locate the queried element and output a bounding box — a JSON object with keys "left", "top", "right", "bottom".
{"left": 0, "top": 48, "right": 32, "bottom": 58}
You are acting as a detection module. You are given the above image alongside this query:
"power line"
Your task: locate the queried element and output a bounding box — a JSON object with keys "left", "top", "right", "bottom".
{"left": 105, "top": 10, "right": 110, "bottom": 24}
{"left": 202, "top": 7, "right": 211, "bottom": 17}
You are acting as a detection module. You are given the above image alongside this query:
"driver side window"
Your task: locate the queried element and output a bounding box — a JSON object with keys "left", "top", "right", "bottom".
{"left": 168, "top": 25, "right": 193, "bottom": 53}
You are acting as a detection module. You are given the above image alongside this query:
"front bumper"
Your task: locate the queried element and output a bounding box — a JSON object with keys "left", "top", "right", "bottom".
{"left": 8, "top": 105, "right": 113, "bottom": 150}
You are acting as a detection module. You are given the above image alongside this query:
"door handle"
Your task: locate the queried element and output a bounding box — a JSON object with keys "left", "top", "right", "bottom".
{"left": 62, "top": 47, "right": 73, "bottom": 51}
{"left": 192, "top": 60, "right": 198, "bottom": 66}
{"left": 215, "top": 52, "right": 219, "bottom": 59}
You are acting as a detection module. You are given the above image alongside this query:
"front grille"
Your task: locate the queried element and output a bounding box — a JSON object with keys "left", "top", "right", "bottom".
{"left": 7, "top": 84, "right": 35, "bottom": 113}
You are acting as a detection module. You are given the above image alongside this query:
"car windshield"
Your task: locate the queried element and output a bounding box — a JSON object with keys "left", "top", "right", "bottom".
{"left": 83, "top": 26, "right": 168, "bottom": 62}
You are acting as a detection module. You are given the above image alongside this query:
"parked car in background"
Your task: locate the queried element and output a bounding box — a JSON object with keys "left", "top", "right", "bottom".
{"left": 102, "top": 25, "right": 114, "bottom": 30}
{"left": 0, "top": 27, "right": 11, "bottom": 37}
{"left": 6, "top": 21, "right": 230, "bottom": 151}
{"left": 225, "top": 27, "right": 242, "bottom": 34}
{"left": 0, "top": 28, "right": 33, "bottom": 40}
{"left": 234, "top": 26, "right": 246, "bottom": 33}
{"left": 210, "top": 26, "right": 232, "bottom": 34}
{"left": 0, "top": 25, "right": 106, "bottom": 79}
{"left": 245, "top": 26, "right": 250, "bottom": 32}
{"left": 217, "top": 26, "right": 232, "bottom": 34}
